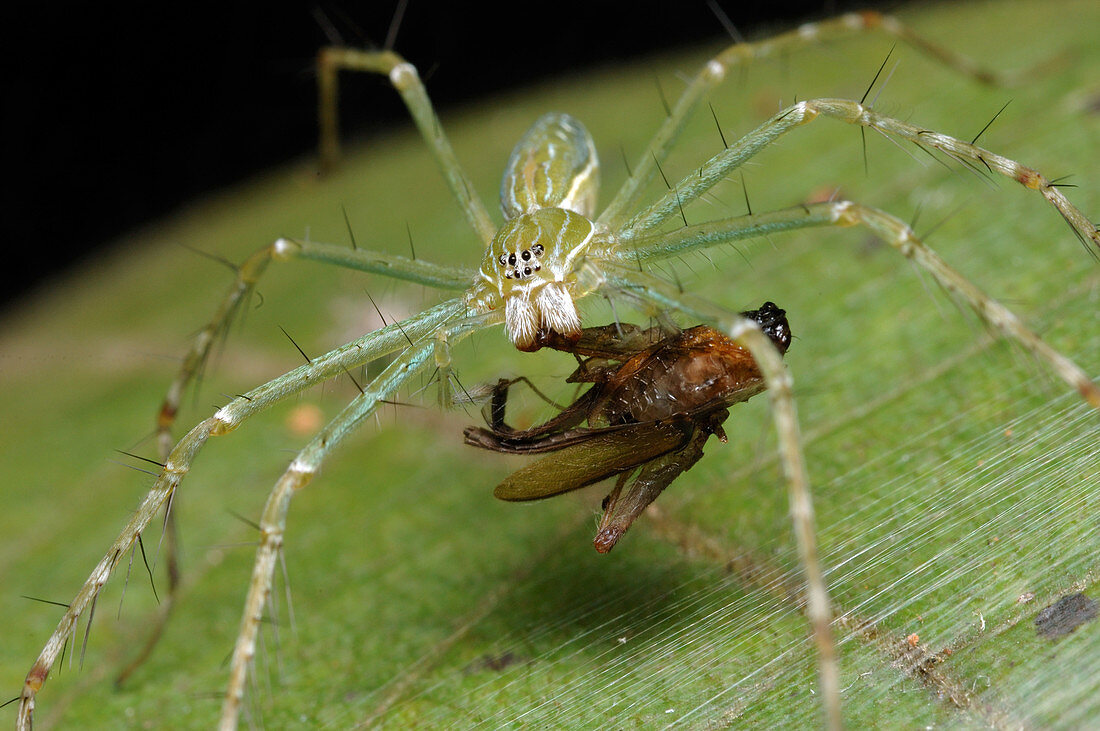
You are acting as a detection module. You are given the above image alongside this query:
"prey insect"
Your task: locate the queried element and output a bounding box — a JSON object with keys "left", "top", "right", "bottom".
{"left": 465, "top": 302, "right": 792, "bottom": 553}
{"left": 16, "top": 6, "right": 1100, "bottom": 730}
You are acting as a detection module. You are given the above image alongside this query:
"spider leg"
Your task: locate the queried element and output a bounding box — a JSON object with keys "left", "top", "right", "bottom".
{"left": 16, "top": 298, "right": 470, "bottom": 731}
{"left": 318, "top": 14, "right": 1021, "bottom": 235}
{"left": 158, "top": 239, "right": 470, "bottom": 459}
{"left": 317, "top": 47, "right": 495, "bottom": 243}
{"left": 112, "top": 239, "right": 474, "bottom": 684}
{"left": 219, "top": 310, "right": 500, "bottom": 729}
{"left": 598, "top": 11, "right": 1028, "bottom": 228}
{"left": 619, "top": 99, "right": 1100, "bottom": 255}
{"left": 586, "top": 261, "right": 840, "bottom": 730}
{"left": 615, "top": 201, "right": 1100, "bottom": 408}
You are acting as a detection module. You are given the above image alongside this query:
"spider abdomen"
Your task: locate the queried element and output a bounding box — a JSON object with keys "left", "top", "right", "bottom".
{"left": 467, "top": 113, "right": 607, "bottom": 349}
{"left": 499, "top": 112, "right": 599, "bottom": 219}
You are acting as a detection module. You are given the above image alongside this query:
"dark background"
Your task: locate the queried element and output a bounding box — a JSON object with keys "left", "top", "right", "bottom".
{"left": 6, "top": 1, "right": 889, "bottom": 311}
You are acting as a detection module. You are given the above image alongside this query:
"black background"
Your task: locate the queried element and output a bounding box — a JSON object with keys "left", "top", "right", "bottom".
{"left": 6, "top": 1, "right": 889, "bottom": 311}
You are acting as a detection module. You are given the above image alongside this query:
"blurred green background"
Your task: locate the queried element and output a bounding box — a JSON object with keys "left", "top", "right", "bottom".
{"left": 3, "top": 0, "right": 1098, "bottom": 726}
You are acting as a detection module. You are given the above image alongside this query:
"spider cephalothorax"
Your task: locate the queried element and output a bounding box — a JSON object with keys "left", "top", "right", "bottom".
{"left": 468, "top": 113, "right": 611, "bottom": 349}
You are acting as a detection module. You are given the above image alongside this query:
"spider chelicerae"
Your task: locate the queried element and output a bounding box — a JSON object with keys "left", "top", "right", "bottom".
{"left": 15, "top": 5, "right": 1100, "bottom": 729}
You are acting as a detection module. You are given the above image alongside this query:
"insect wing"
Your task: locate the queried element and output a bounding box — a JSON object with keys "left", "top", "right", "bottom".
{"left": 493, "top": 421, "right": 688, "bottom": 501}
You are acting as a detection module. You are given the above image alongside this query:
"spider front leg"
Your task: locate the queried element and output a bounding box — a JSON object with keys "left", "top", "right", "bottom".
{"left": 622, "top": 98, "right": 1100, "bottom": 254}
{"left": 595, "top": 181, "right": 1100, "bottom": 724}
{"left": 113, "top": 235, "right": 474, "bottom": 685}
{"left": 218, "top": 310, "right": 500, "bottom": 729}
{"left": 157, "top": 238, "right": 472, "bottom": 457}
{"left": 614, "top": 201, "right": 1100, "bottom": 408}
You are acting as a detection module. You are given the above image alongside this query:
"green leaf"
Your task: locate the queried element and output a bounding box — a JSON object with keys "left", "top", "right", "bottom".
{"left": 3, "top": 1, "right": 1098, "bottom": 727}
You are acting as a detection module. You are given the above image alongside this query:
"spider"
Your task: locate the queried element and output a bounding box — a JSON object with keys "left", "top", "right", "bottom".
{"left": 14, "top": 4, "right": 1100, "bottom": 729}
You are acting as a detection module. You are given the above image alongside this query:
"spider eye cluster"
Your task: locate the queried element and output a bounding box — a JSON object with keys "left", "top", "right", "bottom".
{"left": 499, "top": 243, "right": 545, "bottom": 279}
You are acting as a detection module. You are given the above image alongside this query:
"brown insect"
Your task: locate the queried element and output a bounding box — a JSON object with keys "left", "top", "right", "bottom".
{"left": 464, "top": 302, "right": 791, "bottom": 553}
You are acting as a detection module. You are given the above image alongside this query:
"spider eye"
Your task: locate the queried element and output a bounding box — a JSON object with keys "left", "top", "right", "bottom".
{"left": 532, "top": 244, "right": 544, "bottom": 256}
{"left": 499, "top": 254, "right": 508, "bottom": 266}
{"left": 508, "top": 253, "right": 517, "bottom": 266}
{"left": 521, "top": 250, "right": 531, "bottom": 261}
{"left": 523, "top": 267, "right": 531, "bottom": 276}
